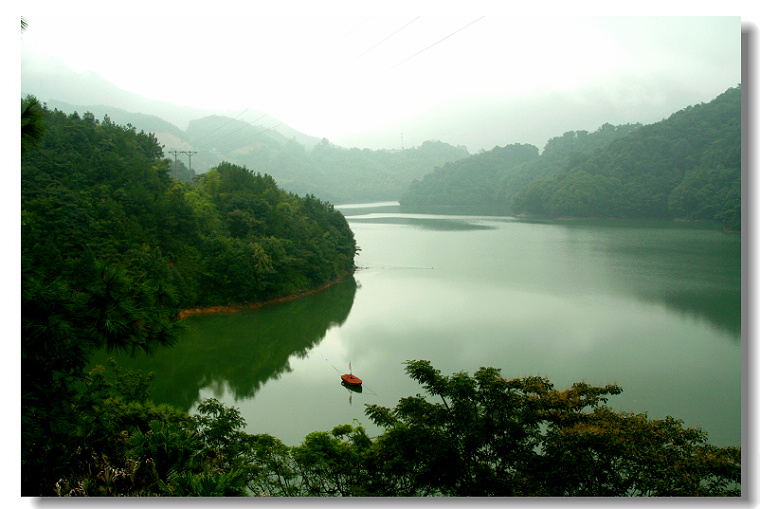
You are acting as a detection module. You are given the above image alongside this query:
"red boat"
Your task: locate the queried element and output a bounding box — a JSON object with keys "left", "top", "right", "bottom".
{"left": 341, "top": 373, "right": 362, "bottom": 386}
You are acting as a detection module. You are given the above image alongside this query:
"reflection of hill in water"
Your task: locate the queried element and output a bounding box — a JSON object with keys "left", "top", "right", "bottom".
{"left": 656, "top": 290, "right": 740, "bottom": 338}
{"left": 355, "top": 208, "right": 741, "bottom": 338}
{"left": 561, "top": 219, "right": 741, "bottom": 339}
{"left": 349, "top": 215, "right": 496, "bottom": 231}
{"left": 89, "top": 276, "right": 358, "bottom": 412}
{"left": 341, "top": 203, "right": 504, "bottom": 232}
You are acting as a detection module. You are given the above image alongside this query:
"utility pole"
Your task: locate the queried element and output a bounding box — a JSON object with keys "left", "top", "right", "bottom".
{"left": 186, "top": 151, "right": 197, "bottom": 174}
{"left": 401, "top": 132, "right": 404, "bottom": 151}
{"left": 168, "top": 150, "right": 197, "bottom": 180}
{"left": 168, "top": 150, "right": 181, "bottom": 179}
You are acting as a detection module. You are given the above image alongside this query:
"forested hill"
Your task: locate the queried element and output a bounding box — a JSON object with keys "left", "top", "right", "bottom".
{"left": 402, "top": 86, "right": 741, "bottom": 230}
{"left": 34, "top": 99, "right": 471, "bottom": 204}
{"left": 512, "top": 86, "right": 741, "bottom": 229}
{"left": 21, "top": 103, "right": 357, "bottom": 311}
{"left": 400, "top": 123, "right": 640, "bottom": 211}
{"left": 277, "top": 139, "right": 470, "bottom": 204}
{"left": 170, "top": 121, "right": 470, "bottom": 204}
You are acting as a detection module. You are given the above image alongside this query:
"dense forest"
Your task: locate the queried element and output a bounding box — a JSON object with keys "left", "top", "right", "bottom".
{"left": 270, "top": 138, "right": 470, "bottom": 203}
{"left": 21, "top": 103, "right": 357, "bottom": 308}
{"left": 21, "top": 97, "right": 356, "bottom": 495}
{"left": 402, "top": 87, "right": 741, "bottom": 230}
{"left": 401, "top": 122, "right": 641, "bottom": 212}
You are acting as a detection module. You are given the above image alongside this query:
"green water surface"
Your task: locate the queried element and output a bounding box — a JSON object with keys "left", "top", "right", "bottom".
{"left": 93, "top": 203, "right": 742, "bottom": 447}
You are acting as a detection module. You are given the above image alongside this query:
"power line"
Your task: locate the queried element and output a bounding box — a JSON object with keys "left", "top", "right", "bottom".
{"left": 193, "top": 113, "right": 271, "bottom": 150}
{"left": 198, "top": 122, "right": 285, "bottom": 152}
{"left": 186, "top": 108, "right": 251, "bottom": 147}
{"left": 385, "top": 16, "right": 485, "bottom": 72}
{"left": 354, "top": 16, "right": 421, "bottom": 60}
{"left": 168, "top": 150, "right": 198, "bottom": 177}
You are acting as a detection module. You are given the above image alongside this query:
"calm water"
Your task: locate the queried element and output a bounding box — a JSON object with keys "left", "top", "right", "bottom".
{"left": 92, "top": 202, "right": 742, "bottom": 447}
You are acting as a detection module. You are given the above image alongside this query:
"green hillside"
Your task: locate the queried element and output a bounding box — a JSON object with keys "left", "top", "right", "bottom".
{"left": 401, "top": 123, "right": 640, "bottom": 211}
{"left": 401, "top": 87, "right": 741, "bottom": 231}
{"left": 513, "top": 86, "right": 740, "bottom": 229}
{"left": 21, "top": 102, "right": 358, "bottom": 310}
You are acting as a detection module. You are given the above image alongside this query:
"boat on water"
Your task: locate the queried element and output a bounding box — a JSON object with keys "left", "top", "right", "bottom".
{"left": 341, "top": 379, "right": 363, "bottom": 393}
{"left": 341, "top": 362, "right": 362, "bottom": 386}
{"left": 341, "top": 373, "right": 362, "bottom": 386}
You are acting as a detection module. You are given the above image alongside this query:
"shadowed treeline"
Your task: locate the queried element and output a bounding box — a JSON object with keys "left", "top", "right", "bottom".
{"left": 89, "top": 276, "right": 358, "bottom": 412}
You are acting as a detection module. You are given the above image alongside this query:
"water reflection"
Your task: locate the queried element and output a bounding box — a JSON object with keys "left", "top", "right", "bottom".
{"left": 349, "top": 214, "right": 497, "bottom": 231}
{"left": 89, "top": 275, "right": 358, "bottom": 412}
{"left": 558, "top": 219, "right": 741, "bottom": 338}
{"left": 343, "top": 205, "right": 741, "bottom": 339}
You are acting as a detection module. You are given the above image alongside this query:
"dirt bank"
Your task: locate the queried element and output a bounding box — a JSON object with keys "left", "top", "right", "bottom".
{"left": 177, "top": 270, "right": 354, "bottom": 319}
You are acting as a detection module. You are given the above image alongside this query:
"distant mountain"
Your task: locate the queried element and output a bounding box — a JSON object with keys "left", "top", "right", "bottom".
{"left": 21, "top": 54, "right": 321, "bottom": 149}
{"left": 22, "top": 58, "right": 471, "bottom": 203}
{"left": 401, "top": 122, "right": 641, "bottom": 212}
{"left": 335, "top": 85, "right": 712, "bottom": 154}
{"left": 31, "top": 55, "right": 733, "bottom": 213}
{"left": 21, "top": 53, "right": 213, "bottom": 129}
{"left": 402, "top": 87, "right": 741, "bottom": 230}
{"left": 512, "top": 86, "right": 741, "bottom": 230}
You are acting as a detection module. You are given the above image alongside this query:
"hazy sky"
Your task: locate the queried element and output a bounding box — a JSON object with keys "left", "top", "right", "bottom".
{"left": 18, "top": 4, "right": 746, "bottom": 149}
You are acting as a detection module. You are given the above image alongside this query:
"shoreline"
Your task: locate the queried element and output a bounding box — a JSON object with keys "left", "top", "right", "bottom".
{"left": 176, "top": 270, "right": 354, "bottom": 319}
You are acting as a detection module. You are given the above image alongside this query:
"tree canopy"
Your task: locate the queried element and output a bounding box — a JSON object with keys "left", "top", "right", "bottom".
{"left": 21, "top": 101, "right": 357, "bottom": 309}
{"left": 52, "top": 360, "right": 741, "bottom": 497}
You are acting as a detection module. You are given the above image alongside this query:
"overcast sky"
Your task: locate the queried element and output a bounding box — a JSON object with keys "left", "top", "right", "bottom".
{"left": 18, "top": 3, "right": 747, "bottom": 150}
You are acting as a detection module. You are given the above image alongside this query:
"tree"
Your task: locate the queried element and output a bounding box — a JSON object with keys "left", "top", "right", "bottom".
{"left": 50, "top": 361, "right": 740, "bottom": 497}
{"left": 21, "top": 107, "right": 358, "bottom": 494}
{"left": 21, "top": 260, "right": 183, "bottom": 495}
{"left": 53, "top": 365, "right": 250, "bottom": 497}
{"left": 21, "top": 95, "right": 47, "bottom": 155}
{"left": 357, "top": 360, "right": 740, "bottom": 496}
{"left": 229, "top": 360, "right": 740, "bottom": 497}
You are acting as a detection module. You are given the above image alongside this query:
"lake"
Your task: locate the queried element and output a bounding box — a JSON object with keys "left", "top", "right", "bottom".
{"left": 92, "top": 202, "right": 742, "bottom": 447}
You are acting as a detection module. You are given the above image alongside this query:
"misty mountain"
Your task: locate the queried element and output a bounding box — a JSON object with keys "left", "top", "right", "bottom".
{"left": 513, "top": 86, "right": 741, "bottom": 229}
{"left": 401, "top": 122, "right": 641, "bottom": 211}
{"left": 23, "top": 67, "right": 470, "bottom": 203}
{"left": 21, "top": 54, "right": 322, "bottom": 148}
{"left": 34, "top": 95, "right": 471, "bottom": 204}
{"left": 401, "top": 87, "right": 740, "bottom": 230}
{"left": 43, "top": 99, "right": 186, "bottom": 140}
{"left": 335, "top": 84, "right": 716, "bottom": 154}
{"left": 25, "top": 54, "right": 734, "bottom": 211}
{"left": 22, "top": 53, "right": 214, "bottom": 130}
{"left": 22, "top": 55, "right": 473, "bottom": 203}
